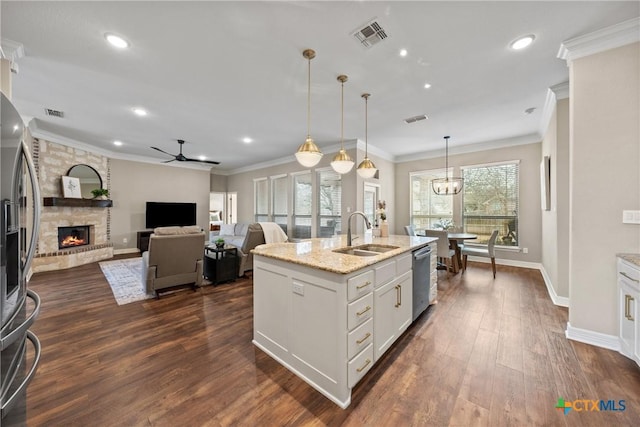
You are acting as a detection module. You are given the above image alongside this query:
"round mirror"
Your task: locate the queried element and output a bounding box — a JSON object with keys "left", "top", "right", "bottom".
{"left": 67, "top": 164, "right": 103, "bottom": 199}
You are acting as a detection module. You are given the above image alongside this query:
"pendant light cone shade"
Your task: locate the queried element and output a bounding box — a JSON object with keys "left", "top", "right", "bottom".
{"left": 357, "top": 93, "right": 378, "bottom": 178}
{"left": 331, "top": 75, "right": 354, "bottom": 174}
{"left": 295, "top": 49, "right": 323, "bottom": 168}
{"left": 432, "top": 136, "right": 464, "bottom": 195}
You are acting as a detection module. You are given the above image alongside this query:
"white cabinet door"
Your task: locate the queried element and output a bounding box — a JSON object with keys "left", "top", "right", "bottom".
{"left": 619, "top": 281, "right": 636, "bottom": 359}
{"left": 373, "top": 271, "right": 413, "bottom": 361}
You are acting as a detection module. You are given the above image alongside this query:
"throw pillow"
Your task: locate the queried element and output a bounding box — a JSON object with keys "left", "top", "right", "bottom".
{"left": 154, "top": 225, "right": 202, "bottom": 235}
{"left": 219, "top": 223, "right": 236, "bottom": 236}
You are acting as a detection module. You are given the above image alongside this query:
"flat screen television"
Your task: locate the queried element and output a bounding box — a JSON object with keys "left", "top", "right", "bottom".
{"left": 145, "top": 202, "right": 197, "bottom": 229}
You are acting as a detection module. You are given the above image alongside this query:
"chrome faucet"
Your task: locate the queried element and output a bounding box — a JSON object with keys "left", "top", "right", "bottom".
{"left": 347, "top": 211, "right": 372, "bottom": 246}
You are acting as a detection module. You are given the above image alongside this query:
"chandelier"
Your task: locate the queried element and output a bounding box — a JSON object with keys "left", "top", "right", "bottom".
{"left": 295, "top": 49, "right": 323, "bottom": 168}
{"left": 432, "top": 136, "right": 464, "bottom": 195}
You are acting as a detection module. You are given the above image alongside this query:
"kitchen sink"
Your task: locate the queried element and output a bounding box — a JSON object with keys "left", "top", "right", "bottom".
{"left": 332, "top": 244, "right": 399, "bottom": 257}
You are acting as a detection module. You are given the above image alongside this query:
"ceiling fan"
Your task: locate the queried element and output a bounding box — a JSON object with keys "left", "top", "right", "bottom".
{"left": 151, "top": 139, "right": 220, "bottom": 165}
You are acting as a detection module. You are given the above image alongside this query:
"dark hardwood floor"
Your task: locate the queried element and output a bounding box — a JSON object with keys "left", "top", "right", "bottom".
{"left": 24, "top": 256, "right": 640, "bottom": 426}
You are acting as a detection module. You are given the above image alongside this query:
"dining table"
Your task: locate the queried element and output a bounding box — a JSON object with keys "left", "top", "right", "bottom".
{"left": 446, "top": 232, "right": 478, "bottom": 272}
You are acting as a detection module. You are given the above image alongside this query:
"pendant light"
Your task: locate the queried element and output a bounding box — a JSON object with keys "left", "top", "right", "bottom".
{"left": 330, "top": 75, "right": 355, "bottom": 174}
{"left": 356, "top": 93, "right": 377, "bottom": 178}
{"left": 295, "top": 49, "right": 323, "bottom": 168}
{"left": 432, "top": 136, "right": 464, "bottom": 195}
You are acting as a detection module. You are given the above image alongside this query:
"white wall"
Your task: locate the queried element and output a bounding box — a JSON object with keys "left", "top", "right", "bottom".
{"left": 569, "top": 42, "right": 640, "bottom": 336}
{"left": 541, "top": 97, "right": 570, "bottom": 301}
{"left": 394, "top": 141, "right": 543, "bottom": 263}
{"left": 110, "top": 159, "right": 210, "bottom": 251}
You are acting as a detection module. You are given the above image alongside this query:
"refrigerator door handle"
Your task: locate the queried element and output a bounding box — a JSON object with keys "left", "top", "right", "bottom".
{"left": 0, "top": 290, "right": 41, "bottom": 351}
{"left": 18, "top": 141, "right": 42, "bottom": 274}
{"left": 0, "top": 330, "right": 41, "bottom": 419}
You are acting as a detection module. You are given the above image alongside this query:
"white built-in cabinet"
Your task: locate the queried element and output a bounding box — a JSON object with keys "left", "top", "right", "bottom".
{"left": 618, "top": 257, "right": 640, "bottom": 367}
{"left": 252, "top": 250, "right": 414, "bottom": 408}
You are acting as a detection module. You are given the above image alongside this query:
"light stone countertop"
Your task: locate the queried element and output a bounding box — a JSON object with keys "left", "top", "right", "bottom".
{"left": 618, "top": 253, "right": 640, "bottom": 268}
{"left": 252, "top": 234, "right": 436, "bottom": 274}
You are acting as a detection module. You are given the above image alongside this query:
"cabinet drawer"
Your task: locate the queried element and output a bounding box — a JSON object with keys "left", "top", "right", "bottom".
{"left": 348, "top": 343, "right": 374, "bottom": 388}
{"left": 619, "top": 259, "right": 640, "bottom": 290}
{"left": 348, "top": 270, "right": 374, "bottom": 301}
{"left": 396, "top": 253, "right": 412, "bottom": 275}
{"left": 375, "top": 260, "right": 396, "bottom": 288}
{"left": 348, "top": 293, "right": 373, "bottom": 331}
{"left": 348, "top": 318, "right": 373, "bottom": 360}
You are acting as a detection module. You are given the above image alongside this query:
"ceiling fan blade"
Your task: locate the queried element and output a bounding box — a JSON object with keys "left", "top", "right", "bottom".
{"left": 151, "top": 146, "right": 175, "bottom": 156}
{"left": 184, "top": 157, "right": 220, "bottom": 165}
{"left": 162, "top": 159, "right": 176, "bottom": 163}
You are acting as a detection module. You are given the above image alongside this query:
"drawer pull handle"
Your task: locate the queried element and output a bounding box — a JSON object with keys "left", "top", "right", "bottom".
{"left": 356, "top": 358, "right": 371, "bottom": 373}
{"left": 356, "top": 306, "right": 371, "bottom": 316}
{"left": 626, "top": 294, "right": 635, "bottom": 321}
{"left": 621, "top": 272, "right": 639, "bottom": 283}
{"left": 356, "top": 332, "right": 371, "bottom": 345}
{"left": 356, "top": 281, "right": 372, "bottom": 290}
{"left": 395, "top": 285, "right": 401, "bottom": 308}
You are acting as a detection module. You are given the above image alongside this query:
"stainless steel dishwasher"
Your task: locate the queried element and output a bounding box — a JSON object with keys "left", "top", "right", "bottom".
{"left": 412, "top": 245, "right": 432, "bottom": 321}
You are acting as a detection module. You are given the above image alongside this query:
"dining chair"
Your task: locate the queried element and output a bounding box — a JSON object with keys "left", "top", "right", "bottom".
{"left": 404, "top": 225, "right": 416, "bottom": 236}
{"left": 461, "top": 229, "right": 499, "bottom": 278}
{"left": 424, "top": 229, "right": 458, "bottom": 273}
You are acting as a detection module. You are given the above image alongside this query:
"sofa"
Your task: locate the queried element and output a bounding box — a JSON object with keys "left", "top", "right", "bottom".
{"left": 142, "top": 226, "right": 206, "bottom": 297}
{"left": 210, "top": 223, "right": 265, "bottom": 277}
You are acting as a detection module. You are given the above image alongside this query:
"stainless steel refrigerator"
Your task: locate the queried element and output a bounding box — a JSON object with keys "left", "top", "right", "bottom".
{"left": 1, "top": 92, "right": 42, "bottom": 426}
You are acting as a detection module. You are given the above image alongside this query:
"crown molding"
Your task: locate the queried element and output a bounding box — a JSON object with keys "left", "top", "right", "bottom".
{"left": 394, "top": 134, "right": 541, "bottom": 164}
{"left": 356, "top": 139, "right": 395, "bottom": 162}
{"left": 558, "top": 17, "right": 640, "bottom": 64}
{"left": 29, "top": 121, "right": 214, "bottom": 171}
{"left": 538, "top": 81, "right": 570, "bottom": 137}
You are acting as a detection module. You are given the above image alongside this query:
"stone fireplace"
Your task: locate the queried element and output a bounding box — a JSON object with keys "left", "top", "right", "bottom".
{"left": 31, "top": 138, "right": 114, "bottom": 273}
{"left": 58, "top": 225, "right": 92, "bottom": 249}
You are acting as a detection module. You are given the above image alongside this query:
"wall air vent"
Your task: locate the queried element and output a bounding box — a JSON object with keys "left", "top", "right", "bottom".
{"left": 404, "top": 114, "right": 428, "bottom": 124}
{"left": 44, "top": 108, "right": 64, "bottom": 118}
{"left": 351, "top": 18, "right": 389, "bottom": 48}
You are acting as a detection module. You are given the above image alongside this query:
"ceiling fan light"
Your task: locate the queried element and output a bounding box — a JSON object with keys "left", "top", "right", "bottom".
{"left": 295, "top": 136, "right": 323, "bottom": 167}
{"left": 357, "top": 157, "right": 377, "bottom": 178}
{"left": 331, "top": 149, "right": 355, "bottom": 174}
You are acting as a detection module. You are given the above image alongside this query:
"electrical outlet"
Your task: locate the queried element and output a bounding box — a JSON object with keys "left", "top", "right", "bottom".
{"left": 522, "top": 247, "right": 528, "bottom": 254}
{"left": 123, "top": 238, "right": 128, "bottom": 244}
{"left": 292, "top": 282, "right": 304, "bottom": 296}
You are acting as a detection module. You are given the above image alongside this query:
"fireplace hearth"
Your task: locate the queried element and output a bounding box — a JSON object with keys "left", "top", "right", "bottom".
{"left": 58, "top": 226, "right": 91, "bottom": 249}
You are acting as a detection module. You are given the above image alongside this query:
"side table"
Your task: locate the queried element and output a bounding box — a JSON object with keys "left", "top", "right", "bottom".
{"left": 204, "top": 245, "right": 239, "bottom": 285}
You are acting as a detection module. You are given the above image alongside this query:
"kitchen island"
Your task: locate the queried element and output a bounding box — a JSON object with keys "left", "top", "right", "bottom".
{"left": 251, "top": 234, "right": 436, "bottom": 408}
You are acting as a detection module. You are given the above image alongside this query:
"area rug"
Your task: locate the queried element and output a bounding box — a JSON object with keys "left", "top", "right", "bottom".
{"left": 99, "top": 258, "right": 153, "bottom": 305}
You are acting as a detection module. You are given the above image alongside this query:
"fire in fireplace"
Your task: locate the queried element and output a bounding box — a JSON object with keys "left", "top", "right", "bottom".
{"left": 58, "top": 226, "right": 90, "bottom": 249}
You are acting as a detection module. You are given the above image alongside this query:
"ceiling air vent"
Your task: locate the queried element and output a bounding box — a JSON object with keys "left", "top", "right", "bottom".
{"left": 404, "top": 114, "right": 428, "bottom": 124}
{"left": 44, "top": 108, "right": 64, "bottom": 118}
{"left": 352, "top": 18, "right": 389, "bottom": 48}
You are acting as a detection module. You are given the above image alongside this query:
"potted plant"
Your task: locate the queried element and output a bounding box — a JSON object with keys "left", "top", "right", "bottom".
{"left": 90, "top": 188, "right": 109, "bottom": 200}
{"left": 214, "top": 238, "right": 225, "bottom": 250}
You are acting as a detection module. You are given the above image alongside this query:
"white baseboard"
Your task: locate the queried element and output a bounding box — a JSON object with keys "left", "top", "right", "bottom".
{"left": 539, "top": 266, "right": 569, "bottom": 307}
{"left": 565, "top": 322, "right": 620, "bottom": 352}
{"left": 113, "top": 248, "right": 141, "bottom": 255}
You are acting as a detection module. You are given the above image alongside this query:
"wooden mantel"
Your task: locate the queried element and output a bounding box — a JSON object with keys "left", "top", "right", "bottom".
{"left": 43, "top": 197, "right": 113, "bottom": 208}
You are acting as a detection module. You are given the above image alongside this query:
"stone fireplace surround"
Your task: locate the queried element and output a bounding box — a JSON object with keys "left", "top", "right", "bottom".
{"left": 31, "top": 138, "right": 114, "bottom": 273}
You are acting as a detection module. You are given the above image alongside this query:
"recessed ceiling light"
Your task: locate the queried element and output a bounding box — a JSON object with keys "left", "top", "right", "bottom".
{"left": 510, "top": 35, "right": 535, "bottom": 50}
{"left": 424, "top": 83, "right": 432, "bottom": 89}
{"left": 399, "top": 49, "right": 408, "bottom": 57}
{"left": 198, "top": 155, "right": 206, "bottom": 161}
{"left": 13, "top": 124, "right": 19, "bottom": 132}
{"left": 113, "top": 140, "right": 123, "bottom": 146}
{"left": 132, "top": 107, "right": 147, "bottom": 116}
{"left": 105, "top": 33, "right": 129, "bottom": 49}
{"left": 242, "top": 137, "right": 253, "bottom": 144}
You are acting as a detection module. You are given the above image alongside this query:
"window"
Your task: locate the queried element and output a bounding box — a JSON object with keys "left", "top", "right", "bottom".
{"left": 317, "top": 169, "right": 341, "bottom": 237}
{"left": 254, "top": 178, "right": 268, "bottom": 222}
{"left": 271, "top": 175, "right": 288, "bottom": 234}
{"left": 292, "top": 172, "right": 312, "bottom": 239}
{"left": 462, "top": 161, "right": 519, "bottom": 246}
{"left": 410, "top": 169, "right": 453, "bottom": 231}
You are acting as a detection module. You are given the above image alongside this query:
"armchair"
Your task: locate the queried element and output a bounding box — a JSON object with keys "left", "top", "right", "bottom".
{"left": 142, "top": 226, "right": 206, "bottom": 297}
